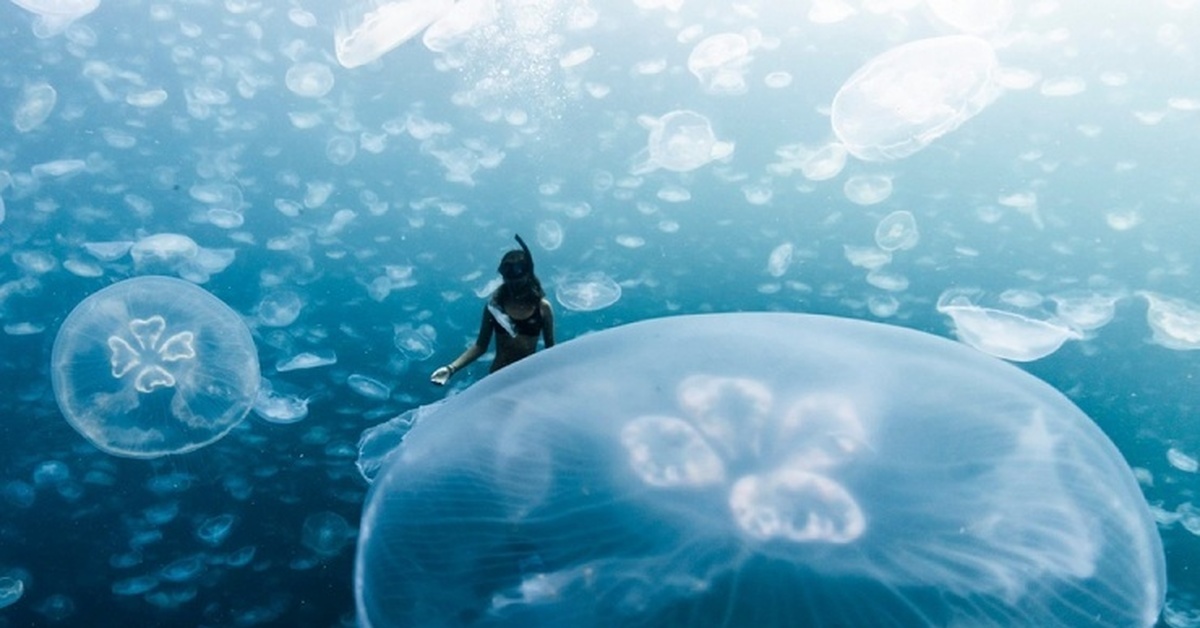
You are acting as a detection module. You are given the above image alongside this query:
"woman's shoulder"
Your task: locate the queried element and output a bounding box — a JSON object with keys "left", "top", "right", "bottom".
{"left": 539, "top": 298, "right": 554, "bottom": 315}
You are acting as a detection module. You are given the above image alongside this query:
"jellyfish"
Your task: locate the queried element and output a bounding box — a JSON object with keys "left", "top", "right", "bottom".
{"left": 335, "top": 0, "right": 455, "bottom": 69}
{"left": 554, "top": 272, "right": 621, "bottom": 312}
{"left": 687, "top": 33, "right": 752, "bottom": 95}
{"left": 937, "top": 289, "right": 1082, "bottom": 361}
{"left": 50, "top": 276, "right": 260, "bottom": 458}
{"left": 631, "top": 110, "right": 734, "bottom": 174}
{"left": 9, "top": 0, "right": 99, "bottom": 38}
{"left": 355, "top": 313, "right": 1165, "bottom": 627}
{"left": 13, "top": 82, "right": 57, "bottom": 132}
{"left": 284, "top": 62, "right": 335, "bottom": 98}
{"left": 831, "top": 36, "right": 1001, "bottom": 162}
{"left": 874, "top": 210, "right": 919, "bottom": 251}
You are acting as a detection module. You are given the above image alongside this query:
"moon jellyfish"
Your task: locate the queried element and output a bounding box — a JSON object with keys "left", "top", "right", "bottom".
{"left": 50, "top": 276, "right": 261, "bottom": 458}
{"left": 632, "top": 110, "right": 734, "bottom": 174}
{"left": 0, "top": 576, "right": 24, "bottom": 610}
{"left": 10, "top": 0, "right": 98, "bottom": 38}
{"left": 301, "top": 511, "right": 354, "bottom": 557}
{"left": 687, "top": 32, "right": 752, "bottom": 95}
{"left": 347, "top": 374, "right": 392, "bottom": 401}
{"left": 13, "top": 82, "right": 57, "bottom": 132}
{"left": 284, "top": 62, "right": 335, "bottom": 98}
{"left": 843, "top": 173, "right": 894, "bottom": 205}
{"left": 255, "top": 290, "right": 303, "bottom": 328}
{"left": 937, "top": 290, "right": 1082, "bottom": 361}
{"left": 356, "top": 313, "right": 1164, "bottom": 627}
{"left": 393, "top": 323, "right": 436, "bottom": 360}
{"left": 555, "top": 272, "right": 621, "bottom": 312}
{"left": 1138, "top": 291, "right": 1200, "bottom": 350}
{"left": 335, "top": 0, "right": 455, "bottom": 69}
{"left": 1049, "top": 290, "right": 1124, "bottom": 333}
{"left": 831, "top": 36, "right": 1001, "bottom": 162}
{"left": 874, "top": 210, "right": 919, "bottom": 251}
{"left": 766, "top": 242, "right": 794, "bottom": 277}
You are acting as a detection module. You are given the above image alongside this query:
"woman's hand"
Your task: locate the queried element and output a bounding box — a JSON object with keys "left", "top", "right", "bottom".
{"left": 430, "top": 366, "right": 453, "bottom": 386}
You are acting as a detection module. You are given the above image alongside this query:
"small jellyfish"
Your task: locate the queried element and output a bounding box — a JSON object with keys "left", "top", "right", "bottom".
{"left": 766, "top": 243, "right": 794, "bottom": 278}
{"left": 326, "top": 135, "right": 357, "bottom": 166}
{"left": 555, "top": 272, "right": 622, "bottom": 312}
{"left": 631, "top": 110, "right": 734, "bottom": 174}
{"left": 13, "top": 82, "right": 57, "bottom": 132}
{"left": 843, "top": 174, "right": 894, "bottom": 205}
{"left": 831, "top": 36, "right": 1001, "bottom": 162}
{"left": 335, "top": 0, "right": 455, "bottom": 68}
{"left": 356, "top": 313, "right": 1165, "bottom": 627}
{"left": 393, "top": 323, "right": 436, "bottom": 361}
{"left": 285, "top": 62, "right": 334, "bottom": 98}
{"left": 256, "top": 290, "right": 303, "bottom": 327}
{"left": 937, "top": 290, "right": 1082, "bottom": 361}
{"left": 687, "top": 32, "right": 752, "bottom": 95}
{"left": 1138, "top": 291, "right": 1200, "bottom": 350}
{"left": 1049, "top": 291, "right": 1123, "bottom": 332}
{"left": 276, "top": 350, "right": 338, "bottom": 372}
{"left": 252, "top": 381, "right": 311, "bottom": 425}
{"left": 196, "top": 513, "right": 237, "bottom": 547}
{"left": 159, "top": 554, "right": 205, "bottom": 584}
{"left": 50, "top": 276, "right": 260, "bottom": 458}
{"left": 301, "top": 511, "right": 354, "bottom": 557}
{"left": 874, "top": 210, "right": 919, "bottom": 251}
{"left": 347, "top": 374, "right": 392, "bottom": 401}
{"left": 0, "top": 576, "right": 24, "bottom": 610}
{"left": 536, "top": 220, "right": 564, "bottom": 251}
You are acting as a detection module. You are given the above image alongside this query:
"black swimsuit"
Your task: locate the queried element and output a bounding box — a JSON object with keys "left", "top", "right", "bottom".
{"left": 490, "top": 301, "right": 544, "bottom": 337}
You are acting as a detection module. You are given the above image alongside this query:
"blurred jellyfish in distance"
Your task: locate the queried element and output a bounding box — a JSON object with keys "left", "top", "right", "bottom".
{"left": 50, "top": 276, "right": 260, "bottom": 458}
{"left": 355, "top": 313, "right": 1165, "bottom": 627}
{"left": 832, "top": 36, "right": 1001, "bottom": 162}
{"left": 631, "top": 110, "right": 734, "bottom": 174}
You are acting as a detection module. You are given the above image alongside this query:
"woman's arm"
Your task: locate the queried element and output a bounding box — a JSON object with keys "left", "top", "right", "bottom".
{"left": 430, "top": 306, "right": 495, "bottom": 385}
{"left": 540, "top": 298, "right": 555, "bottom": 349}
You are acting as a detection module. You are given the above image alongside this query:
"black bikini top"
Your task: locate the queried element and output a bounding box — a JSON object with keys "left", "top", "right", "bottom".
{"left": 488, "top": 300, "right": 544, "bottom": 337}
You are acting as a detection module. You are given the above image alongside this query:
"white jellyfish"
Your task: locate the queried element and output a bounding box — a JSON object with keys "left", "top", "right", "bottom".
{"left": 631, "top": 110, "right": 734, "bottom": 175}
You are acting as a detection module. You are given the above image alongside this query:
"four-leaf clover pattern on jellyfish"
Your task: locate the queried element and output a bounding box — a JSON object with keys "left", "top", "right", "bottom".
{"left": 51, "top": 275, "right": 260, "bottom": 459}
{"left": 621, "top": 374, "right": 868, "bottom": 546}
{"left": 355, "top": 312, "right": 1165, "bottom": 628}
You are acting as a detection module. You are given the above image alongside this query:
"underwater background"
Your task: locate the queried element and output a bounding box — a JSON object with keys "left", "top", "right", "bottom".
{"left": 0, "top": 0, "right": 1197, "bottom": 626}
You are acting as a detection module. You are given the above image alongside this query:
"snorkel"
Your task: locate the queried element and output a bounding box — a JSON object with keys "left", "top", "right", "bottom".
{"left": 499, "top": 234, "right": 535, "bottom": 280}
{"left": 514, "top": 234, "right": 533, "bottom": 275}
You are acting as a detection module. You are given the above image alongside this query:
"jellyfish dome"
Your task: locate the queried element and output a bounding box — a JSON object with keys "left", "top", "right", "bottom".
{"left": 356, "top": 313, "right": 1164, "bottom": 627}
{"left": 831, "top": 36, "right": 1001, "bottom": 162}
{"left": 51, "top": 276, "right": 260, "bottom": 459}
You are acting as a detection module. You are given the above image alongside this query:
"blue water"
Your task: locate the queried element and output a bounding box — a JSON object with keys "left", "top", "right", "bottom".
{"left": 0, "top": 1, "right": 1197, "bottom": 626}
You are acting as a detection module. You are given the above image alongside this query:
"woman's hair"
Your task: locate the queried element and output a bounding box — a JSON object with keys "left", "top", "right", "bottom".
{"left": 496, "top": 274, "right": 544, "bottom": 307}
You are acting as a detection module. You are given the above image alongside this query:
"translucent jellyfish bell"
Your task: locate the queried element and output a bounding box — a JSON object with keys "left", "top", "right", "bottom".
{"left": 335, "top": 0, "right": 455, "bottom": 69}
{"left": 50, "top": 276, "right": 260, "bottom": 458}
{"left": 10, "top": 0, "right": 99, "bottom": 38}
{"left": 937, "top": 290, "right": 1082, "bottom": 361}
{"left": 356, "top": 313, "right": 1165, "bottom": 627}
{"left": 687, "top": 32, "right": 752, "bottom": 95}
{"left": 632, "top": 110, "right": 734, "bottom": 174}
{"left": 831, "top": 35, "right": 1001, "bottom": 162}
